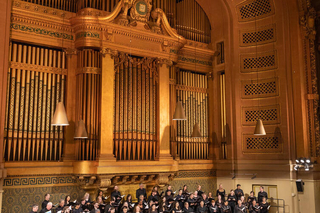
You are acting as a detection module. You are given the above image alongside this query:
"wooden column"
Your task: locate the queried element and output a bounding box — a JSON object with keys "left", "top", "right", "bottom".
{"left": 207, "top": 72, "right": 217, "bottom": 160}
{"left": 158, "top": 59, "right": 173, "bottom": 160}
{"left": 99, "top": 48, "right": 117, "bottom": 160}
{"left": 63, "top": 49, "right": 77, "bottom": 161}
{"left": 0, "top": 0, "right": 11, "bottom": 209}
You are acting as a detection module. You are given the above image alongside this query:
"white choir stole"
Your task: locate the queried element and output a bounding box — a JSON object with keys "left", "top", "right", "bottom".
{"left": 240, "top": 206, "right": 247, "bottom": 213}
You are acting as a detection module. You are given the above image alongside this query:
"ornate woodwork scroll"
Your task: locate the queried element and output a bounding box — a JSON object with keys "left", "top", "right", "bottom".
{"left": 300, "top": 0, "right": 320, "bottom": 157}
{"left": 16, "top": 0, "right": 211, "bottom": 44}
{"left": 113, "top": 54, "right": 158, "bottom": 160}
{"left": 171, "top": 69, "right": 209, "bottom": 160}
{"left": 4, "top": 42, "right": 66, "bottom": 161}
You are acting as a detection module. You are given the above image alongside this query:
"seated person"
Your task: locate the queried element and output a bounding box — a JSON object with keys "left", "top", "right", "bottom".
{"left": 40, "top": 202, "right": 52, "bottom": 213}
{"left": 29, "top": 204, "right": 39, "bottom": 213}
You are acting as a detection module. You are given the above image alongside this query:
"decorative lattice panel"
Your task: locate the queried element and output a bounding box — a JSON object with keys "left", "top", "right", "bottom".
{"left": 242, "top": 133, "right": 282, "bottom": 153}
{"left": 241, "top": 51, "right": 277, "bottom": 72}
{"left": 241, "top": 77, "right": 278, "bottom": 99}
{"left": 236, "top": 0, "right": 275, "bottom": 22}
{"left": 242, "top": 105, "right": 280, "bottom": 125}
{"left": 240, "top": 25, "right": 276, "bottom": 46}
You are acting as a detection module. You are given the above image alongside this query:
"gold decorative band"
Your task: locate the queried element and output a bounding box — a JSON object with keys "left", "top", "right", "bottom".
{"left": 176, "top": 84, "right": 208, "bottom": 93}
{"left": 10, "top": 61, "right": 67, "bottom": 75}
{"left": 76, "top": 67, "right": 102, "bottom": 75}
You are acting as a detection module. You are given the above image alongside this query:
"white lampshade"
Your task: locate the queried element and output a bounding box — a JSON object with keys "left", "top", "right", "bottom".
{"left": 51, "top": 102, "right": 69, "bottom": 126}
{"left": 191, "top": 123, "right": 201, "bottom": 138}
{"left": 254, "top": 119, "right": 266, "bottom": 136}
{"left": 74, "top": 120, "right": 88, "bottom": 139}
{"left": 173, "top": 101, "right": 186, "bottom": 120}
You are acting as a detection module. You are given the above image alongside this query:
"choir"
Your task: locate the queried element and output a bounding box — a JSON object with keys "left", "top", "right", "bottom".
{"left": 33, "top": 184, "right": 270, "bottom": 213}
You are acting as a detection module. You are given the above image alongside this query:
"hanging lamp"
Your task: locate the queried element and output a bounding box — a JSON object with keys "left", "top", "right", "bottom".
{"left": 252, "top": 15, "right": 266, "bottom": 136}
{"left": 173, "top": 101, "right": 187, "bottom": 120}
{"left": 191, "top": 44, "right": 201, "bottom": 138}
{"left": 191, "top": 123, "right": 201, "bottom": 138}
{"left": 254, "top": 119, "right": 266, "bottom": 136}
{"left": 51, "top": 15, "right": 68, "bottom": 126}
{"left": 74, "top": 120, "right": 88, "bottom": 139}
{"left": 51, "top": 102, "right": 69, "bottom": 126}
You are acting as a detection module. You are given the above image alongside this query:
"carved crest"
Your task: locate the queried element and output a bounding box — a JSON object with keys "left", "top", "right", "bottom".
{"left": 130, "top": 0, "right": 152, "bottom": 23}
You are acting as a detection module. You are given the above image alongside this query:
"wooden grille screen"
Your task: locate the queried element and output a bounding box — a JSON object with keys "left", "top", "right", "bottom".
{"left": 174, "top": 70, "right": 209, "bottom": 160}
{"left": 240, "top": 25, "right": 276, "bottom": 46}
{"left": 113, "top": 55, "right": 158, "bottom": 161}
{"left": 75, "top": 49, "right": 101, "bottom": 161}
{"left": 242, "top": 105, "right": 280, "bottom": 126}
{"left": 236, "top": 0, "right": 275, "bottom": 22}
{"left": 240, "top": 51, "right": 277, "bottom": 73}
{"left": 242, "top": 133, "right": 282, "bottom": 153}
{"left": 4, "top": 42, "right": 66, "bottom": 161}
{"left": 241, "top": 78, "right": 278, "bottom": 99}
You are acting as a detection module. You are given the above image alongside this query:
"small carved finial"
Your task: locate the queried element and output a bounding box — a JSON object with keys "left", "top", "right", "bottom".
{"left": 99, "top": 175, "right": 115, "bottom": 189}
{"left": 157, "top": 58, "right": 173, "bottom": 68}
{"left": 300, "top": 6, "right": 317, "bottom": 40}
{"left": 100, "top": 48, "right": 118, "bottom": 58}
{"left": 64, "top": 48, "right": 77, "bottom": 55}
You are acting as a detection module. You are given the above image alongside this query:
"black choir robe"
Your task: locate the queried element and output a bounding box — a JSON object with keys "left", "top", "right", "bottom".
{"left": 41, "top": 200, "right": 49, "bottom": 210}
{"left": 136, "top": 188, "right": 147, "bottom": 200}
{"left": 234, "top": 189, "right": 244, "bottom": 201}
{"left": 249, "top": 204, "right": 260, "bottom": 213}
{"left": 208, "top": 204, "right": 218, "bottom": 213}
{"left": 257, "top": 192, "right": 268, "bottom": 203}
{"left": 196, "top": 206, "right": 208, "bottom": 213}
{"left": 221, "top": 205, "right": 232, "bottom": 213}
{"left": 235, "top": 204, "right": 246, "bottom": 213}
{"left": 259, "top": 202, "right": 270, "bottom": 213}
{"left": 183, "top": 207, "right": 195, "bottom": 213}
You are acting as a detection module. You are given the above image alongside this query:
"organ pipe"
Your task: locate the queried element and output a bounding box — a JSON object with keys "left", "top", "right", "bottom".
{"left": 4, "top": 42, "right": 66, "bottom": 161}
{"left": 171, "top": 69, "right": 209, "bottom": 160}
{"left": 76, "top": 49, "right": 101, "bottom": 161}
{"left": 113, "top": 55, "right": 158, "bottom": 161}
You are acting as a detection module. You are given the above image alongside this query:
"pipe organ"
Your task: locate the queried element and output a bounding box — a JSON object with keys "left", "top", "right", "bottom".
{"left": 4, "top": 42, "right": 66, "bottom": 161}
{"left": 76, "top": 49, "right": 101, "bottom": 161}
{"left": 5, "top": 0, "right": 214, "bottom": 164}
{"left": 175, "top": 0, "right": 211, "bottom": 43}
{"left": 113, "top": 55, "right": 158, "bottom": 161}
{"left": 171, "top": 69, "right": 209, "bottom": 160}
